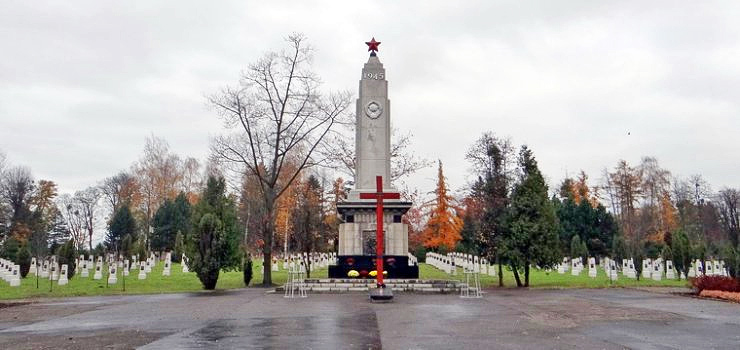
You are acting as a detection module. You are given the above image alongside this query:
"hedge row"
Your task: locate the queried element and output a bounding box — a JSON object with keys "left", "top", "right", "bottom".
{"left": 691, "top": 275, "right": 740, "bottom": 293}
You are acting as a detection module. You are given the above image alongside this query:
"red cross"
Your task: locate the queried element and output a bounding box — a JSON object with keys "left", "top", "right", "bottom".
{"left": 359, "top": 176, "right": 400, "bottom": 287}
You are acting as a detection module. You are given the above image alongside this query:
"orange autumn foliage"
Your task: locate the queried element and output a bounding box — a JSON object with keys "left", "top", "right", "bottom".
{"left": 700, "top": 290, "right": 740, "bottom": 303}
{"left": 565, "top": 171, "right": 599, "bottom": 207}
{"left": 659, "top": 191, "right": 678, "bottom": 234}
{"left": 422, "top": 161, "right": 463, "bottom": 251}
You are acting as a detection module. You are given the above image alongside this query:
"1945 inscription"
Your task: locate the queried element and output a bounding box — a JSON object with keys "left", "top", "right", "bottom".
{"left": 363, "top": 72, "right": 384, "bottom": 80}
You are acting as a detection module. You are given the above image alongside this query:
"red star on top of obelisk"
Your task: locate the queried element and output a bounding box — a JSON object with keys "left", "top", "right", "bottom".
{"left": 366, "top": 37, "right": 381, "bottom": 55}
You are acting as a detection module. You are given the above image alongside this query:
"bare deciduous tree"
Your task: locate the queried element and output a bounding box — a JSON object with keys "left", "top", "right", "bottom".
{"left": 59, "top": 193, "right": 86, "bottom": 250}
{"left": 324, "top": 128, "right": 431, "bottom": 186}
{"left": 133, "top": 135, "right": 183, "bottom": 237}
{"left": 0, "top": 166, "right": 35, "bottom": 240}
{"left": 100, "top": 171, "right": 139, "bottom": 212}
{"left": 608, "top": 160, "right": 643, "bottom": 239}
{"left": 209, "top": 33, "right": 351, "bottom": 286}
{"left": 70, "top": 187, "right": 102, "bottom": 251}
{"left": 717, "top": 188, "right": 739, "bottom": 247}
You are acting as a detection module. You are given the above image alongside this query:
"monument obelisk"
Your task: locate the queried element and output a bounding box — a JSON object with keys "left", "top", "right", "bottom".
{"left": 329, "top": 38, "right": 418, "bottom": 279}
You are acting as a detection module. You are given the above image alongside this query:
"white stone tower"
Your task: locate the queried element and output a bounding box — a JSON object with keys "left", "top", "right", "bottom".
{"left": 330, "top": 38, "right": 417, "bottom": 278}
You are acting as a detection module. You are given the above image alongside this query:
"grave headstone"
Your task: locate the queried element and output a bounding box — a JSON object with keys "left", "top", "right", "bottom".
{"left": 571, "top": 258, "right": 579, "bottom": 276}
{"left": 51, "top": 259, "right": 59, "bottom": 281}
{"left": 58, "top": 264, "right": 69, "bottom": 285}
{"left": 588, "top": 257, "right": 597, "bottom": 278}
{"left": 81, "top": 259, "right": 89, "bottom": 278}
{"left": 94, "top": 260, "right": 103, "bottom": 280}
{"left": 609, "top": 260, "right": 618, "bottom": 281}
{"left": 10, "top": 264, "right": 21, "bottom": 287}
{"left": 108, "top": 265, "right": 117, "bottom": 284}
{"left": 627, "top": 258, "right": 636, "bottom": 279}
{"left": 40, "top": 260, "right": 49, "bottom": 278}
{"left": 50, "top": 261, "right": 58, "bottom": 281}
{"left": 138, "top": 261, "right": 147, "bottom": 280}
{"left": 642, "top": 259, "right": 652, "bottom": 279}
{"left": 651, "top": 259, "right": 662, "bottom": 281}
{"left": 182, "top": 255, "right": 189, "bottom": 273}
{"left": 163, "top": 259, "right": 171, "bottom": 276}
{"left": 695, "top": 259, "right": 703, "bottom": 276}
{"left": 688, "top": 261, "right": 696, "bottom": 278}
{"left": 666, "top": 260, "right": 675, "bottom": 279}
{"left": 622, "top": 259, "right": 629, "bottom": 276}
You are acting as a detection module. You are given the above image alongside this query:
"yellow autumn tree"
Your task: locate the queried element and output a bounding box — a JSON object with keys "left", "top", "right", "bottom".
{"left": 422, "top": 160, "right": 463, "bottom": 251}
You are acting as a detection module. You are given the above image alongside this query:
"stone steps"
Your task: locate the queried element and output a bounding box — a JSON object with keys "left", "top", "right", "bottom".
{"left": 278, "top": 278, "right": 469, "bottom": 294}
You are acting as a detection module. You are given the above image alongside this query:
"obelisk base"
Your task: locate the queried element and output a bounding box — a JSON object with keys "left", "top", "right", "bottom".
{"left": 369, "top": 286, "right": 394, "bottom": 302}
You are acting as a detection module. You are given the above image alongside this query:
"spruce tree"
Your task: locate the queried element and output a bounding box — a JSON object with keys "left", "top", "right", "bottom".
{"left": 188, "top": 176, "right": 241, "bottom": 289}
{"left": 503, "top": 146, "right": 560, "bottom": 287}
{"left": 106, "top": 205, "right": 136, "bottom": 253}
{"left": 151, "top": 193, "right": 191, "bottom": 252}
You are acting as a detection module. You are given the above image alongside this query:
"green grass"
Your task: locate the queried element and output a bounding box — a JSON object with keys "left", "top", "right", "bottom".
{"left": 418, "top": 264, "right": 690, "bottom": 288}
{"left": 0, "top": 262, "right": 688, "bottom": 301}
{"left": 0, "top": 261, "right": 329, "bottom": 301}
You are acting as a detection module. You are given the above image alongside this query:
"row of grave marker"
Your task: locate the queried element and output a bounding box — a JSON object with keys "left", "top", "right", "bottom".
{"left": 2, "top": 252, "right": 192, "bottom": 287}
{"left": 425, "top": 252, "right": 497, "bottom": 277}
{"left": 0, "top": 258, "right": 21, "bottom": 286}
{"left": 557, "top": 257, "right": 729, "bottom": 280}
{"left": 256, "top": 252, "right": 338, "bottom": 273}
{"left": 424, "top": 252, "right": 730, "bottom": 283}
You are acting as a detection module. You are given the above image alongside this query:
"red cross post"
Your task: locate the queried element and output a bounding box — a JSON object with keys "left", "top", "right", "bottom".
{"left": 359, "top": 176, "right": 400, "bottom": 288}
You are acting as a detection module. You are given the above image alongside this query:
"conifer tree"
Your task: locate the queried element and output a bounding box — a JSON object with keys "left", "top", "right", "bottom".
{"left": 188, "top": 176, "right": 241, "bottom": 289}
{"left": 422, "top": 161, "right": 463, "bottom": 252}
{"left": 465, "top": 132, "right": 513, "bottom": 286}
{"left": 106, "top": 204, "right": 136, "bottom": 254}
{"left": 151, "top": 193, "right": 191, "bottom": 252}
{"left": 503, "top": 146, "right": 560, "bottom": 287}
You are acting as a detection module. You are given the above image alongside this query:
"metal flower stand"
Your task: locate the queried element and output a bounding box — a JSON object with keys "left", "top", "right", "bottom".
{"left": 284, "top": 262, "right": 307, "bottom": 298}
{"left": 460, "top": 266, "right": 482, "bottom": 298}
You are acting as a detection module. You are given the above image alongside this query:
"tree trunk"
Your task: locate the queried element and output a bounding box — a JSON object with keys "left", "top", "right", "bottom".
{"left": 511, "top": 263, "right": 523, "bottom": 287}
{"left": 261, "top": 195, "right": 275, "bottom": 287}
{"left": 524, "top": 262, "right": 530, "bottom": 287}
{"left": 306, "top": 256, "right": 311, "bottom": 278}
{"left": 496, "top": 253, "right": 503, "bottom": 287}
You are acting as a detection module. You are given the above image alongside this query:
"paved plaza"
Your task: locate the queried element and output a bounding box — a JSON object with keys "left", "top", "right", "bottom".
{"left": 1, "top": 288, "right": 739, "bottom": 349}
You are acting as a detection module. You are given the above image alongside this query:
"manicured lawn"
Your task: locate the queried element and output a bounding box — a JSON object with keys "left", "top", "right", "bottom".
{"left": 417, "top": 264, "right": 690, "bottom": 288}
{"left": 1, "top": 261, "right": 687, "bottom": 300}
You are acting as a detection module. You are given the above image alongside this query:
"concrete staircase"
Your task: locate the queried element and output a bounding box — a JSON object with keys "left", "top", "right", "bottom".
{"left": 277, "top": 278, "right": 466, "bottom": 293}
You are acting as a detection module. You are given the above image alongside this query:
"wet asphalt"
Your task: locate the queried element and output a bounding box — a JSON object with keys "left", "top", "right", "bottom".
{"left": 1, "top": 288, "right": 739, "bottom": 349}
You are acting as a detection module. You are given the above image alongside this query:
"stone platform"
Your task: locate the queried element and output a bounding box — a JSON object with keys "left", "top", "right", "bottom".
{"left": 278, "top": 278, "right": 465, "bottom": 293}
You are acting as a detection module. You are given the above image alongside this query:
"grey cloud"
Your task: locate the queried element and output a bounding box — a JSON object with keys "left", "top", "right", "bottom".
{"left": 1, "top": 0, "right": 739, "bottom": 199}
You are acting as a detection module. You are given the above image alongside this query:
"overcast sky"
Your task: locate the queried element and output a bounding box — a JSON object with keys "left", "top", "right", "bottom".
{"left": 2, "top": 1, "right": 739, "bottom": 198}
